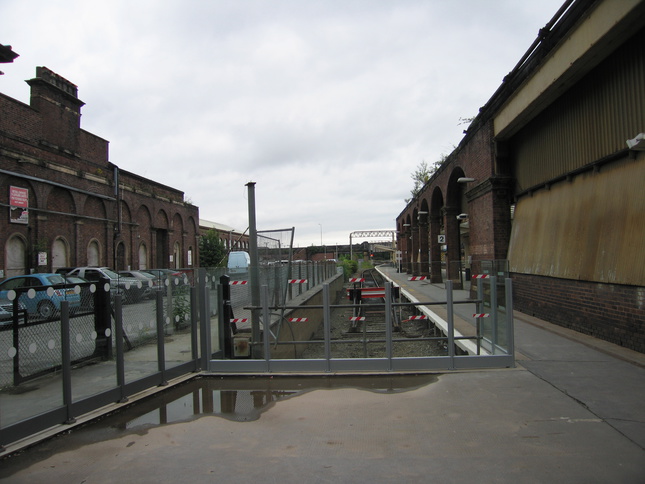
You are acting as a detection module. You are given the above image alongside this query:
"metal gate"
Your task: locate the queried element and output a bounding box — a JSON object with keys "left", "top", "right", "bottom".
{"left": 207, "top": 269, "right": 515, "bottom": 373}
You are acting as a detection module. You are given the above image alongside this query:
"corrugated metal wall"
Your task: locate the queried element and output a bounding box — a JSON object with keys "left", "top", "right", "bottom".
{"left": 508, "top": 156, "right": 645, "bottom": 285}
{"left": 511, "top": 27, "right": 645, "bottom": 192}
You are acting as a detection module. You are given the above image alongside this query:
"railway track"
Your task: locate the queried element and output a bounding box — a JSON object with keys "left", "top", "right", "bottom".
{"left": 301, "top": 267, "right": 445, "bottom": 359}
{"left": 346, "top": 268, "right": 401, "bottom": 335}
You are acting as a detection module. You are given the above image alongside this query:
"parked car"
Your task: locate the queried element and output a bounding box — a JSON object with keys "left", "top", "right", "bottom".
{"left": 54, "top": 267, "right": 76, "bottom": 276}
{"left": 66, "top": 267, "right": 146, "bottom": 303}
{"left": 118, "top": 270, "right": 157, "bottom": 298}
{"left": 0, "top": 273, "right": 81, "bottom": 318}
{"left": 59, "top": 274, "right": 95, "bottom": 310}
{"left": 145, "top": 269, "right": 185, "bottom": 286}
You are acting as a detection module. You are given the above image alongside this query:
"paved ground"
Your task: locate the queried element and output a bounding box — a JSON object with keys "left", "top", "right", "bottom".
{"left": 0, "top": 267, "right": 644, "bottom": 483}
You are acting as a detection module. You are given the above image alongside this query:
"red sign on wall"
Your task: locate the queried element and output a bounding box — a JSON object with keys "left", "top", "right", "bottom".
{"left": 9, "top": 186, "right": 29, "bottom": 224}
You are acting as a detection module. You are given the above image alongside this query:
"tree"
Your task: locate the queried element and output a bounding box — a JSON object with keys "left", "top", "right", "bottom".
{"left": 199, "top": 229, "right": 227, "bottom": 268}
{"left": 405, "top": 155, "right": 450, "bottom": 203}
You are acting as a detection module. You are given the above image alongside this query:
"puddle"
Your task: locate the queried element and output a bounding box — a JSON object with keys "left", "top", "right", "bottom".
{"left": 120, "top": 374, "right": 440, "bottom": 427}
{"left": 0, "top": 374, "right": 439, "bottom": 475}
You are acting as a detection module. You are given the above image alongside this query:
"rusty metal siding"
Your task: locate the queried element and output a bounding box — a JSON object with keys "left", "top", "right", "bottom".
{"left": 508, "top": 155, "right": 645, "bottom": 285}
{"left": 511, "top": 27, "right": 645, "bottom": 193}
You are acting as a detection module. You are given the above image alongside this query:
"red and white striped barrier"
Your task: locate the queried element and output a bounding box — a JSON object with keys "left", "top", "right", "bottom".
{"left": 231, "top": 280, "right": 248, "bottom": 285}
{"left": 360, "top": 287, "right": 385, "bottom": 298}
{"left": 471, "top": 274, "right": 491, "bottom": 279}
{"left": 408, "top": 276, "right": 427, "bottom": 281}
{"left": 230, "top": 318, "right": 248, "bottom": 324}
{"left": 406, "top": 315, "right": 428, "bottom": 320}
{"left": 473, "top": 313, "right": 490, "bottom": 318}
{"left": 288, "top": 279, "right": 308, "bottom": 284}
{"left": 288, "top": 317, "right": 309, "bottom": 322}
{"left": 349, "top": 316, "right": 366, "bottom": 322}
{"left": 349, "top": 278, "right": 365, "bottom": 283}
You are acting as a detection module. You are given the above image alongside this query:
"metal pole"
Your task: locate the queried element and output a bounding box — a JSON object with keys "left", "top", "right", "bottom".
{"left": 506, "top": 278, "right": 515, "bottom": 366}
{"left": 323, "top": 283, "right": 331, "bottom": 371}
{"left": 12, "top": 296, "right": 21, "bottom": 386}
{"left": 114, "top": 294, "right": 128, "bottom": 403}
{"left": 219, "top": 274, "right": 234, "bottom": 358}
{"left": 446, "top": 280, "right": 455, "bottom": 369}
{"left": 262, "top": 285, "right": 271, "bottom": 371}
{"left": 477, "top": 278, "right": 483, "bottom": 355}
{"left": 156, "top": 291, "right": 168, "bottom": 386}
{"left": 247, "top": 182, "right": 261, "bottom": 352}
{"left": 491, "top": 276, "right": 498, "bottom": 355}
{"left": 200, "top": 269, "right": 212, "bottom": 369}
{"left": 385, "top": 282, "right": 393, "bottom": 369}
{"left": 190, "top": 285, "right": 199, "bottom": 371}
{"left": 61, "top": 300, "right": 76, "bottom": 424}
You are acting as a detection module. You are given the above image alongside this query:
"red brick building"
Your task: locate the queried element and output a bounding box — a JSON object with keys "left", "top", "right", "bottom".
{"left": 397, "top": 0, "right": 645, "bottom": 353}
{"left": 0, "top": 66, "right": 200, "bottom": 277}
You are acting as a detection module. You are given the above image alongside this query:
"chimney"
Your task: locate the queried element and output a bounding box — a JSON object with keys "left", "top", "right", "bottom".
{"left": 26, "top": 66, "right": 85, "bottom": 153}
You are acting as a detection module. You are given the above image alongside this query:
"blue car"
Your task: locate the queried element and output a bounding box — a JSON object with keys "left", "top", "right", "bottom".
{"left": 0, "top": 273, "right": 81, "bottom": 319}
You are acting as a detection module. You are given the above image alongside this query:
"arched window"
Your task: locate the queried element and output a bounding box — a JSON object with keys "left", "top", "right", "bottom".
{"left": 87, "top": 240, "right": 100, "bottom": 266}
{"left": 5, "top": 235, "right": 27, "bottom": 277}
{"left": 173, "top": 241, "right": 181, "bottom": 269}
{"left": 138, "top": 243, "right": 148, "bottom": 270}
{"left": 51, "top": 237, "right": 69, "bottom": 271}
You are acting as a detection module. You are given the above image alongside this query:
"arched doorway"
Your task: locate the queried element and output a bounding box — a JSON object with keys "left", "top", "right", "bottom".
{"left": 88, "top": 240, "right": 100, "bottom": 266}
{"left": 173, "top": 242, "right": 181, "bottom": 269}
{"left": 5, "top": 235, "right": 27, "bottom": 277}
{"left": 138, "top": 243, "right": 148, "bottom": 270}
{"left": 51, "top": 238, "right": 69, "bottom": 272}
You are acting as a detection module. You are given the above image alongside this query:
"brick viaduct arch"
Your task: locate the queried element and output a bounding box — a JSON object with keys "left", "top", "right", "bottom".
{"left": 396, "top": 121, "right": 510, "bottom": 289}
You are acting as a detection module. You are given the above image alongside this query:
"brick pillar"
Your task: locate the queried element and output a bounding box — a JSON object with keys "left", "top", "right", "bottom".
{"left": 429, "top": 214, "right": 443, "bottom": 283}
{"left": 404, "top": 226, "right": 413, "bottom": 273}
{"left": 444, "top": 206, "right": 462, "bottom": 289}
{"left": 397, "top": 233, "right": 405, "bottom": 273}
{"left": 418, "top": 218, "right": 429, "bottom": 276}
{"left": 410, "top": 225, "right": 419, "bottom": 274}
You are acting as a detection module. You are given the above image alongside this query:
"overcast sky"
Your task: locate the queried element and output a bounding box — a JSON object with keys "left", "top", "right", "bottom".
{"left": 2, "top": 0, "right": 564, "bottom": 247}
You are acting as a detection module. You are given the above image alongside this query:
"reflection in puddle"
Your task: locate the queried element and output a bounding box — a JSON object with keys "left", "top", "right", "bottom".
{"left": 0, "top": 374, "right": 440, "bottom": 476}
{"left": 119, "top": 374, "right": 439, "bottom": 429}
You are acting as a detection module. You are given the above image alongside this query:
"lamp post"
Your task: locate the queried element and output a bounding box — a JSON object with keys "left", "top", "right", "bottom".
{"left": 319, "top": 223, "right": 326, "bottom": 260}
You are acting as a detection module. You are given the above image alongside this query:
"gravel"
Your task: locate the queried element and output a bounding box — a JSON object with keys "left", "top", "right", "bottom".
{"left": 300, "top": 278, "right": 446, "bottom": 359}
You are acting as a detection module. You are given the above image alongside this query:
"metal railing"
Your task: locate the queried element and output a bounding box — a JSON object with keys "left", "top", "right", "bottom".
{"left": 209, "top": 274, "right": 515, "bottom": 373}
{"left": 0, "top": 264, "right": 338, "bottom": 450}
{"left": 0, "top": 262, "right": 513, "bottom": 450}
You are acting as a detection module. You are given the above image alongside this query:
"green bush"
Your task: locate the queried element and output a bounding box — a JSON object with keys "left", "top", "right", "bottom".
{"left": 338, "top": 256, "right": 358, "bottom": 280}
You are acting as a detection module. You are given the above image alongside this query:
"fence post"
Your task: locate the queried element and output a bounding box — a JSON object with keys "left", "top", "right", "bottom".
{"left": 190, "top": 285, "right": 199, "bottom": 371}
{"left": 476, "top": 278, "right": 483, "bottom": 355}
{"left": 114, "top": 294, "right": 128, "bottom": 403}
{"left": 323, "top": 283, "right": 331, "bottom": 371}
{"left": 156, "top": 291, "right": 168, "bottom": 386}
{"left": 385, "top": 282, "right": 393, "bottom": 369}
{"left": 199, "top": 269, "right": 212, "bottom": 369}
{"left": 446, "top": 280, "right": 455, "bottom": 369}
{"left": 11, "top": 295, "right": 21, "bottom": 386}
{"left": 262, "top": 285, "right": 271, "bottom": 370}
{"left": 93, "top": 277, "right": 112, "bottom": 359}
{"left": 491, "top": 276, "right": 498, "bottom": 355}
{"left": 505, "top": 278, "right": 515, "bottom": 366}
{"left": 219, "top": 274, "right": 235, "bottom": 358}
{"left": 61, "top": 300, "right": 76, "bottom": 424}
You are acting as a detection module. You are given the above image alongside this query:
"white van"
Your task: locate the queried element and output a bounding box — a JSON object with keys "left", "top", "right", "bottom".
{"left": 227, "top": 251, "right": 250, "bottom": 275}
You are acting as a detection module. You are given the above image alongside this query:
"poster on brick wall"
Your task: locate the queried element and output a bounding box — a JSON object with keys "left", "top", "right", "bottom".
{"left": 9, "top": 186, "right": 29, "bottom": 224}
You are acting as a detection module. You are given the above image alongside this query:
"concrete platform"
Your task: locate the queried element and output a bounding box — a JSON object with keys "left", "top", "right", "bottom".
{"left": 0, "top": 267, "right": 644, "bottom": 483}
